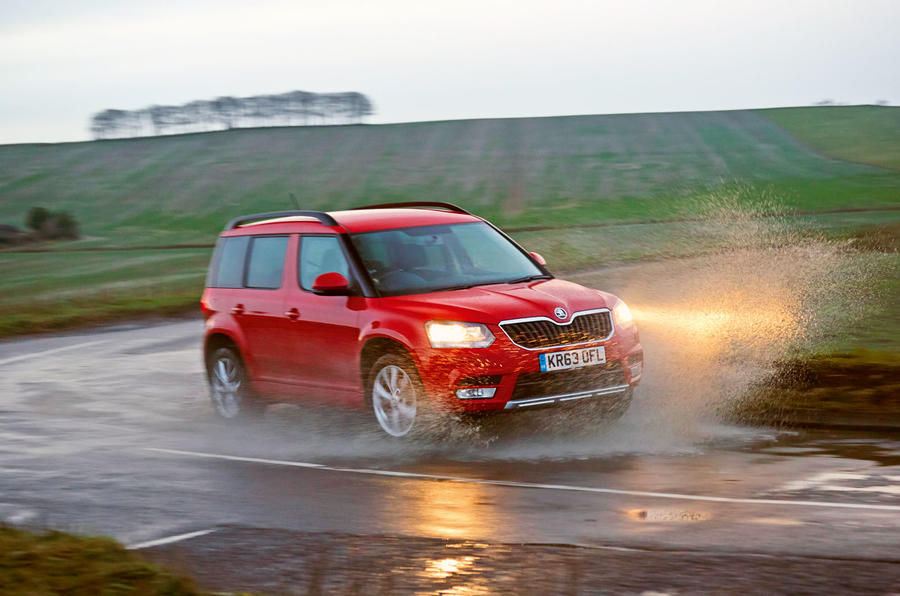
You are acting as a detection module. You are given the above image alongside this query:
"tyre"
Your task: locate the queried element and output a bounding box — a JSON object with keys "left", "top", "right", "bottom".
{"left": 368, "top": 353, "right": 424, "bottom": 437}
{"left": 207, "top": 347, "right": 263, "bottom": 419}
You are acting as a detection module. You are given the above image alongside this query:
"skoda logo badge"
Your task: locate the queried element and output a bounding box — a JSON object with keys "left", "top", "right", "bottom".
{"left": 554, "top": 307, "right": 568, "bottom": 320}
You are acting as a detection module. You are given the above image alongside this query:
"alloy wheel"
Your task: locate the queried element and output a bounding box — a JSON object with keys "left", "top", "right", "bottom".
{"left": 210, "top": 351, "right": 243, "bottom": 418}
{"left": 372, "top": 364, "right": 417, "bottom": 437}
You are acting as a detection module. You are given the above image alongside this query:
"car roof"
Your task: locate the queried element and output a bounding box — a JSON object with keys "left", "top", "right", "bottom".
{"left": 221, "top": 207, "right": 482, "bottom": 236}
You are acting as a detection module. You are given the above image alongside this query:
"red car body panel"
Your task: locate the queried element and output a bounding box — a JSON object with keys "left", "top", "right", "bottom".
{"left": 202, "top": 207, "right": 643, "bottom": 414}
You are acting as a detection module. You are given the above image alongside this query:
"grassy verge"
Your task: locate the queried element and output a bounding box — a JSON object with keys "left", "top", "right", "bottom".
{"left": 739, "top": 350, "right": 900, "bottom": 427}
{"left": 0, "top": 526, "right": 200, "bottom": 596}
{"left": 0, "top": 249, "right": 210, "bottom": 339}
{"left": 736, "top": 246, "right": 900, "bottom": 427}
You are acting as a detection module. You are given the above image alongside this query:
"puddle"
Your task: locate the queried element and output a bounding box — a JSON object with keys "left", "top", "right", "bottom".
{"left": 749, "top": 431, "right": 900, "bottom": 466}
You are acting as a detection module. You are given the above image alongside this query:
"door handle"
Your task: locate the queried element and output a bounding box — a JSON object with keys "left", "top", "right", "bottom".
{"left": 284, "top": 308, "right": 300, "bottom": 320}
{"left": 230, "top": 304, "right": 245, "bottom": 315}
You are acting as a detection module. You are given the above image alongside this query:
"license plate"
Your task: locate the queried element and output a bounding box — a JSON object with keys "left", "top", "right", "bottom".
{"left": 539, "top": 346, "right": 606, "bottom": 372}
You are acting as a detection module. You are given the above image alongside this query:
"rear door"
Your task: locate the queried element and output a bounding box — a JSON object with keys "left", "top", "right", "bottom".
{"left": 281, "top": 234, "right": 363, "bottom": 398}
{"left": 234, "top": 234, "right": 290, "bottom": 381}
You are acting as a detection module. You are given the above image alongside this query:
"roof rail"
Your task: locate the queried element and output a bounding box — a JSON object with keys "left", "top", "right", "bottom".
{"left": 225, "top": 210, "right": 338, "bottom": 231}
{"left": 351, "top": 201, "right": 471, "bottom": 215}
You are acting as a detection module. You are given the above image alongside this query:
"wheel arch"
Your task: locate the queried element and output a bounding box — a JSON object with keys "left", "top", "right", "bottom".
{"left": 204, "top": 332, "right": 242, "bottom": 373}
{"left": 360, "top": 336, "right": 414, "bottom": 403}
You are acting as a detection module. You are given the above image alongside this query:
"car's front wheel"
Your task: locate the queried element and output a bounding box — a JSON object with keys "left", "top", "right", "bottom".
{"left": 207, "top": 347, "right": 262, "bottom": 419}
{"left": 368, "top": 353, "right": 423, "bottom": 437}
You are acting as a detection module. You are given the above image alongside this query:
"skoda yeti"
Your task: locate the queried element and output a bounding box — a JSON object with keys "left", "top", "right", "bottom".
{"left": 202, "top": 202, "right": 643, "bottom": 437}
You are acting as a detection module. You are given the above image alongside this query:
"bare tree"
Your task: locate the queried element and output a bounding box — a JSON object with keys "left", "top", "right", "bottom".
{"left": 184, "top": 100, "right": 214, "bottom": 132}
{"left": 345, "top": 92, "right": 374, "bottom": 123}
{"left": 286, "top": 90, "right": 315, "bottom": 124}
{"left": 146, "top": 105, "right": 172, "bottom": 136}
{"left": 90, "top": 110, "right": 116, "bottom": 139}
{"left": 211, "top": 96, "right": 241, "bottom": 130}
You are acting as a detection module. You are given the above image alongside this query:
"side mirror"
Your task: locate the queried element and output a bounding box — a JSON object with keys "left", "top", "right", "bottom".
{"left": 529, "top": 251, "right": 547, "bottom": 266}
{"left": 312, "top": 272, "right": 351, "bottom": 296}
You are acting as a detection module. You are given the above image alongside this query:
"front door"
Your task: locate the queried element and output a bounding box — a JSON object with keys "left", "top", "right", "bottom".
{"left": 282, "top": 234, "right": 363, "bottom": 399}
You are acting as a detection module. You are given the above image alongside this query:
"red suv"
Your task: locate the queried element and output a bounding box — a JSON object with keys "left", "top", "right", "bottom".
{"left": 202, "top": 202, "right": 643, "bottom": 437}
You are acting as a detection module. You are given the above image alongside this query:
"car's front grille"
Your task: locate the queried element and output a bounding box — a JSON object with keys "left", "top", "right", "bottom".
{"left": 511, "top": 362, "right": 625, "bottom": 401}
{"left": 501, "top": 311, "right": 613, "bottom": 349}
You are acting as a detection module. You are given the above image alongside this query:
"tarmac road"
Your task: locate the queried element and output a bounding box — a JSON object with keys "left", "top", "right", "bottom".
{"left": 1, "top": 318, "right": 899, "bottom": 594}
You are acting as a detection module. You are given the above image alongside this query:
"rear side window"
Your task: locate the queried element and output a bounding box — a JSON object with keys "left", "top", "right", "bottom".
{"left": 246, "top": 236, "right": 289, "bottom": 289}
{"left": 208, "top": 236, "right": 249, "bottom": 288}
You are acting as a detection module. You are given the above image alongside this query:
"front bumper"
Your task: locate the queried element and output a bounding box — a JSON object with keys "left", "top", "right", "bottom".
{"left": 415, "top": 326, "right": 643, "bottom": 413}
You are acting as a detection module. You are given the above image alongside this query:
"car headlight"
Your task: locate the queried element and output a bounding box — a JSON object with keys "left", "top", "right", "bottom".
{"left": 612, "top": 299, "right": 634, "bottom": 327}
{"left": 425, "top": 321, "right": 495, "bottom": 348}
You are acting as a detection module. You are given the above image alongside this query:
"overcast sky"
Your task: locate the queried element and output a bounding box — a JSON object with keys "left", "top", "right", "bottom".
{"left": 1, "top": 0, "right": 898, "bottom": 144}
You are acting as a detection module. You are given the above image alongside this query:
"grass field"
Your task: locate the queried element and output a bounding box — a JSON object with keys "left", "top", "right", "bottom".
{"left": 764, "top": 105, "right": 900, "bottom": 170}
{"left": 0, "top": 249, "right": 209, "bottom": 337}
{"left": 0, "top": 105, "right": 897, "bottom": 338}
{"left": 1, "top": 107, "right": 897, "bottom": 247}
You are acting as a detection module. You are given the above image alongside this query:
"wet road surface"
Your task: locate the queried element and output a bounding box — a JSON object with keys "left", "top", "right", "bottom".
{"left": 1, "top": 319, "right": 899, "bottom": 593}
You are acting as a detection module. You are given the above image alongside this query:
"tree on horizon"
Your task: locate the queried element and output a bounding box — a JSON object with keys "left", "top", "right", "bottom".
{"left": 89, "top": 90, "right": 375, "bottom": 139}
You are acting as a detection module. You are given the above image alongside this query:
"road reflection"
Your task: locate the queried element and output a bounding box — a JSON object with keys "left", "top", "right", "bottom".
{"left": 419, "top": 547, "right": 493, "bottom": 595}
{"left": 378, "top": 479, "right": 497, "bottom": 593}
{"left": 424, "top": 555, "right": 477, "bottom": 579}
{"left": 391, "top": 478, "right": 497, "bottom": 539}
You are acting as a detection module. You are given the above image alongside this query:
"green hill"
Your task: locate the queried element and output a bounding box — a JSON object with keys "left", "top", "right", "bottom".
{"left": 1, "top": 106, "right": 897, "bottom": 247}
{"left": 763, "top": 105, "right": 900, "bottom": 170}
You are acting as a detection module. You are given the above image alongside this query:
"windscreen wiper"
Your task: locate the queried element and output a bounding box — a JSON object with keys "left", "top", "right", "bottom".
{"left": 505, "top": 274, "right": 552, "bottom": 284}
{"left": 435, "top": 283, "right": 481, "bottom": 292}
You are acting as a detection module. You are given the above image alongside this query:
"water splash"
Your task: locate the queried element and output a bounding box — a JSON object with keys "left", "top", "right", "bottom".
{"left": 566, "top": 196, "right": 886, "bottom": 450}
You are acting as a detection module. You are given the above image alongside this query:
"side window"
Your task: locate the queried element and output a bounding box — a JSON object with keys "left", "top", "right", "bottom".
{"left": 299, "top": 236, "right": 350, "bottom": 290}
{"left": 209, "top": 236, "right": 249, "bottom": 288}
{"left": 246, "top": 236, "right": 289, "bottom": 289}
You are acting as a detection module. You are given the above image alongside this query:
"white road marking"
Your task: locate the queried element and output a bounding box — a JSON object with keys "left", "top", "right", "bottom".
{"left": 776, "top": 471, "right": 900, "bottom": 497}
{"left": 126, "top": 528, "right": 218, "bottom": 550}
{"left": 145, "top": 448, "right": 900, "bottom": 512}
{"left": 0, "top": 340, "right": 108, "bottom": 366}
{"left": 779, "top": 472, "right": 867, "bottom": 492}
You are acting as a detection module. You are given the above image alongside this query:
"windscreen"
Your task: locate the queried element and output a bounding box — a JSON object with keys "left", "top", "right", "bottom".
{"left": 350, "top": 222, "right": 546, "bottom": 296}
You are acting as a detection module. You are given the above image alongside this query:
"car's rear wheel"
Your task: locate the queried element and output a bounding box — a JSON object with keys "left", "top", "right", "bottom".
{"left": 207, "top": 347, "right": 262, "bottom": 419}
{"left": 369, "top": 353, "right": 423, "bottom": 437}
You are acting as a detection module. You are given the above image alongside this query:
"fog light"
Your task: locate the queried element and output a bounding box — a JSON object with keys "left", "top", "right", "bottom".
{"left": 456, "top": 387, "right": 497, "bottom": 399}
{"left": 629, "top": 361, "right": 643, "bottom": 378}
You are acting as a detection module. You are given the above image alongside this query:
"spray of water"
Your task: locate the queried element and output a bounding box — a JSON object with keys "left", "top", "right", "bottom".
{"left": 557, "top": 192, "right": 886, "bottom": 454}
